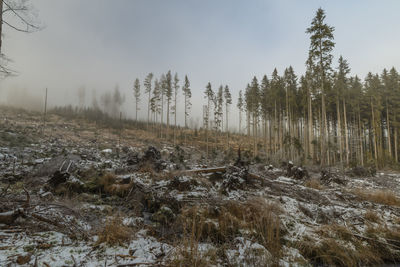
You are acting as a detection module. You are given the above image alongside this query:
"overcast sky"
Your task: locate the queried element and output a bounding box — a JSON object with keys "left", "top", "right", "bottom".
{"left": 1, "top": 0, "right": 400, "bottom": 128}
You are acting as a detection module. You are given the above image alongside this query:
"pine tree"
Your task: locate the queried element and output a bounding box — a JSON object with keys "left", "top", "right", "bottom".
{"left": 306, "top": 7, "right": 335, "bottom": 166}
{"left": 134, "top": 78, "right": 141, "bottom": 121}
{"left": 283, "top": 66, "right": 297, "bottom": 159}
{"left": 204, "top": 82, "right": 214, "bottom": 158}
{"left": 151, "top": 79, "right": 161, "bottom": 126}
{"left": 216, "top": 85, "right": 224, "bottom": 133}
{"left": 260, "top": 75, "right": 270, "bottom": 153}
{"left": 144, "top": 73, "right": 153, "bottom": 127}
{"left": 248, "top": 76, "right": 260, "bottom": 155}
{"left": 160, "top": 74, "right": 166, "bottom": 137}
{"left": 224, "top": 85, "right": 232, "bottom": 148}
{"left": 173, "top": 72, "right": 179, "bottom": 144}
{"left": 165, "top": 71, "right": 172, "bottom": 139}
{"left": 237, "top": 90, "right": 244, "bottom": 134}
{"left": 334, "top": 56, "right": 350, "bottom": 165}
{"left": 182, "top": 75, "right": 192, "bottom": 128}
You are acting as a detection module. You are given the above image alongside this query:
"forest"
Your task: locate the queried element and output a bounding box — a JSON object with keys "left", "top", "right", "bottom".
{"left": 103, "top": 8, "right": 400, "bottom": 169}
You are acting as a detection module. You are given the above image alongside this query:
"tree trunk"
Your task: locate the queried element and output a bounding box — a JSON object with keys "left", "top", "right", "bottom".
{"left": 247, "top": 110, "right": 250, "bottom": 137}
{"left": 226, "top": 104, "right": 229, "bottom": 149}
{"left": 395, "top": 127, "right": 398, "bottom": 163}
{"left": 147, "top": 90, "right": 151, "bottom": 129}
{"left": 371, "top": 98, "right": 378, "bottom": 165}
{"left": 174, "top": 91, "right": 177, "bottom": 145}
{"left": 337, "top": 94, "right": 343, "bottom": 165}
{"left": 386, "top": 104, "right": 392, "bottom": 158}
{"left": 238, "top": 110, "right": 242, "bottom": 134}
{"left": 161, "top": 93, "right": 164, "bottom": 138}
{"left": 308, "top": 85, "right": 313, "bottom": 160}
{"left": 167, "top": 101, "right": 170, "bottom": 140}
{"left": 358, "top": 109, "right": 364, "bottom": 166}
{"left": 343, "top": 99, "right": 349, "bottom": 166}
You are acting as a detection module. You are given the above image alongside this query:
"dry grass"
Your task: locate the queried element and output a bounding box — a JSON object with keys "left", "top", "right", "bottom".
{"left": 352, "top": 188, "right": 400, "bottom": 206}
{"left": 95, "top": 215, "right": 133, "bottom": 246}
{"left": 174, "top": 197, "right": 282, "bottom": 264}
{"left": 297, "top": 223, "right": 400, "bottom": 266}
{"left": 99, "top": 172, "right": 116, "bottom": 188}
{"left": 168, "top": 206, "right": 214, "bottom": 267}
{"left": 99, "top": 172, "right": 133, "bottom": 197}
{"left": 364, "top": 210, "right": 381, "bottom": 223}
{"left": 304, "top": 179, "right": 323, "bottom": 190}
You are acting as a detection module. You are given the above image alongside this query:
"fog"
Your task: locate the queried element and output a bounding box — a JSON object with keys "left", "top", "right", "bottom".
{"left": 1, "top": 0, "right": 400, "bottom": 129}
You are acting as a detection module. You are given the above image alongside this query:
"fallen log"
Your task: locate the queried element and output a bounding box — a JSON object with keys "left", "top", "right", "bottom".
{"left": 183, "top": 167, "right": 227, "bottom": 174}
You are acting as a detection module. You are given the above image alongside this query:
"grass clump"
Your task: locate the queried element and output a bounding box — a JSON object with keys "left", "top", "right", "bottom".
{"left": 172, "top": 197, "right": 283, "bottom": 264}
{"left": 364, "top": 210, "right": 381, "bottom": 223}
{"left": 297, "top": 223, "right": 400, "bottom": 266}
{"left": 304, "top": 179, "right": 323, "bottom": 190}
{"left": 352, "top": 188, "right": 400, "bottom": 206}
{"left": 95, "top": 215, "right": 132, "bottom": 246}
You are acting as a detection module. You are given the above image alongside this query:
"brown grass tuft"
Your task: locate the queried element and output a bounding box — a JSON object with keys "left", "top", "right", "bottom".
{"left": 99, "top": 172, "right": 116, "bottom": 188}
{"left": 95, "top": 215, "right": 132, "bottom": 246}
{"left": 99, "top": 172, "right": 133, "bottom": 196}
{"left": 364, "top": 210, "right": 380, "bottom": 223}
{"left": 297, "top": 223, "right": 400, "bottom": 265}
{"left": 304, "top": 179, "right": 323, "bottom": 190}
{"left": 174, "top": 197, "right": 282, "bottom": 264}
{"left": 168, "top": 206, "right": 213, "bottom": 267}
{"left": 352, "top": 188, "right": 400, "bottom": 206}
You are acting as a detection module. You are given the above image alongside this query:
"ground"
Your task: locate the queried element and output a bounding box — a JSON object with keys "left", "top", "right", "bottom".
{"left": 1, "top": 106, "right": 400, "bottom": 266}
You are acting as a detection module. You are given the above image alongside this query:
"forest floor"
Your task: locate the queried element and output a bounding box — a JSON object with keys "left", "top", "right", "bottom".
{"left": 1, "top": 106, "right": 400, "bottom": 266}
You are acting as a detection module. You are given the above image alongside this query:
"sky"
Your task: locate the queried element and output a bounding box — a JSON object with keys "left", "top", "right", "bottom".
{"left": 1, "top": 0, "right": 400, "bottom": 129}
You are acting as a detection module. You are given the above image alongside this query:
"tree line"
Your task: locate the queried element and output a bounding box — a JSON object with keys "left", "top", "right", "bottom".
{"left": 131, "top": 8, "right": 399, "bottom": 168}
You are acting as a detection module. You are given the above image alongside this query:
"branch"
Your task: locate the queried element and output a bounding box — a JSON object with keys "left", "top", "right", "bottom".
{"left": 3, "top": 20, "right": 31, "bottom": 33}
{"left": 3, "top": 0, "right": 41, "bottom": 30}
{"left": 2, "top": 7, "right": 28, "bottom": 14}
